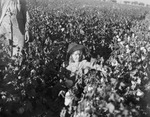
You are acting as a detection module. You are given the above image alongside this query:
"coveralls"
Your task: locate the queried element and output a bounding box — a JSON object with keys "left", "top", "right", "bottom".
{"left": 0, "top": 0, "right": 30, "bottom": 56}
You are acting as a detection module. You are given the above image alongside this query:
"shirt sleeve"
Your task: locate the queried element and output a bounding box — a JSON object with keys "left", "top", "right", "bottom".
{"left": 20, "top": 0, "right": 30, "bottom": 30}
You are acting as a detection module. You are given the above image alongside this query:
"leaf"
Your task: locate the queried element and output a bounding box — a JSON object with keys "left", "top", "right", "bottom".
{"left": 110, "top": 78, "right": 117, "bottom": 85}
{"left": 107, "top": 103, "right": 115, "bottom": 113}
{"left": 80, "top": 29, "right": 85, "bottom": 35}
{"left": 109, "top": 93, "right": 115, "bottom": 102}
{"left": 25, "top": 101, "right": 33, "bottom": 112}
{"left": 123, "top": 109, "right": 129, "bottom": 116}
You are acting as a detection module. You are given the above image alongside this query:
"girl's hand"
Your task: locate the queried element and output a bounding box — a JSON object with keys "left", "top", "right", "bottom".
{"left": 25, "top": 31, "right": 29, "bottom": 43}
{"left": 65, "top": 79, "right": 74, "bottom": 88}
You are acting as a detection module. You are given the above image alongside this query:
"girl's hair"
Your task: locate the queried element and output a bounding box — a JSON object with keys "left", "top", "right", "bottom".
{"left": 69, "top": 50, "right": 85, "bottom": 63}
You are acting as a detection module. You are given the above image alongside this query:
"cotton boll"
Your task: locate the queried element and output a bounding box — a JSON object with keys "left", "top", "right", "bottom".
{"left": 87, "top": 86, "right": 94, "bottom": 92}
{"left": 64, "top": 91, "right": 72, "bottom": 106}
{"left": 136, "top": 89, "right": 144, "bottom": 97}
{"left": 140, "top": 47, "right": 146, "bottom": 54}
{"left": 111, "top": 59, "right": 119, "bottom": 67}
{"left": 141, "top": 56, "right": 146, "bottom": 61}
{"left": 84, "top": 68, "right": 89, "bottom": 74}
{"left": 61, "top": 28, "right": 65, "bottom": 32}
{"left": 137, "top": 78, "right": 141, "bottom": 85}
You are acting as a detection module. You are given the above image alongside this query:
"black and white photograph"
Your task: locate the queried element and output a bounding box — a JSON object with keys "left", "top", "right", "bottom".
{"left": 0, "top": 0, "right": 150, "bottom": 117}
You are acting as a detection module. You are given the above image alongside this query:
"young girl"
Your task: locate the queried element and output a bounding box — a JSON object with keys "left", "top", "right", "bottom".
{"left": 64, "top": 42, "right": 105, "bottom": 106}
{"left": 65, "top": 42, "right": 103, "bottom": 76}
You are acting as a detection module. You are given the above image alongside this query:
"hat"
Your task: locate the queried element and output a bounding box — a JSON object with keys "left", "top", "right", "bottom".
{"left": 66, "top": 42, "right": 85, "bottom": 60}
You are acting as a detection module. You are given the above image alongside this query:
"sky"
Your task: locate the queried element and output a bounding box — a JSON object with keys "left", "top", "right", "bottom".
{"left": 117, "top": 0, "right": 150, "bottom": 5}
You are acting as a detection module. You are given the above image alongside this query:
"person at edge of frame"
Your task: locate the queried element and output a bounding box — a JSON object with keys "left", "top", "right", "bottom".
{"left": 51, "top": 42, "right": 106, "bottom": 115}
{"left": 0, "top": 0, "right": 30, "bottom": 66}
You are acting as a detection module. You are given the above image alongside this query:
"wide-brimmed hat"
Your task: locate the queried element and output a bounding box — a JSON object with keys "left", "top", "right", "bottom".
{"left": 66, "top": 42, "right": 86, "bottom": 60}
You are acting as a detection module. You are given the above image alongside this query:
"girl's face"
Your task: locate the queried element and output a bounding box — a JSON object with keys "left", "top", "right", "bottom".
{"left": 71, "top": 50, "right": 82, "bottom": 63}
